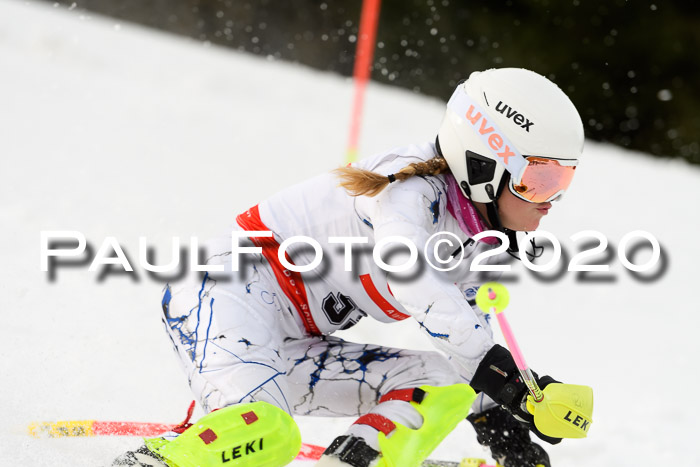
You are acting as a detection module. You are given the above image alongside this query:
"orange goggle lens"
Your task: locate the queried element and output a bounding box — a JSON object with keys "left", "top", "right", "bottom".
{"left": 511, "top": 157, "right": 577, "bottom": 203}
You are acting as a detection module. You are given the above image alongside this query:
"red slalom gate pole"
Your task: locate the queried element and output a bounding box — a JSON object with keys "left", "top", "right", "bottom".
{"left": 345, "top": 0, "right": 382, "bottom": 163}
{"left": 27, "top": 418, "right": 326, "bottom": 461}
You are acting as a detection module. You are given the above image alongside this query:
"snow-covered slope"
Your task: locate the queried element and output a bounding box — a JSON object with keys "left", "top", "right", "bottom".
{"left": 2, "top": 1, "right": 699, "bottom": 465}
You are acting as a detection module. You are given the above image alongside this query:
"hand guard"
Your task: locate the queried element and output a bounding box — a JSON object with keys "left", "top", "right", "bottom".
{"left": 470, "top": 344, "right": 562, "bottom": 445}
{"left": 467, "top": 406, "right": 551, "bottom": 467}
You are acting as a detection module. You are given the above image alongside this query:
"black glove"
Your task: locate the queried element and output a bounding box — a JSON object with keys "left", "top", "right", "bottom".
{"left": 470, "top": 344, "right": 562, "bottom": 445}
{"left": 468, "top": 406, "right": 551, "bottom": 467}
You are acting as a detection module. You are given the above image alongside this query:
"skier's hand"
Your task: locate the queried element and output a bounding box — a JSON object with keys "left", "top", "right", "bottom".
{"left": 509, "top": 375, "right": 563, "bottom": 445}
{"left": 470, "top": 344, "right": 562, "bottom": 445}
{"left": 468, "top": 406, "right": 551, "bottom": 467}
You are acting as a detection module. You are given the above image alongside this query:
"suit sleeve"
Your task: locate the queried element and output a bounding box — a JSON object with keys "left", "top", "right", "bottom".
{"left": 367, "top": 178, "right": 496, "bottom": 381}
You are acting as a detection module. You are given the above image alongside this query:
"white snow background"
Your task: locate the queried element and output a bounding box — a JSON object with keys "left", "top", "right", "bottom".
{"left": 2, "top": 1, "right": 700, "bottom": 465}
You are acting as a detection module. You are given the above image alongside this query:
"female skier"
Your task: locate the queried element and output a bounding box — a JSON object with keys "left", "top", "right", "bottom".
{"left": 113, "top": 67, "right": 584, "bottom": 467}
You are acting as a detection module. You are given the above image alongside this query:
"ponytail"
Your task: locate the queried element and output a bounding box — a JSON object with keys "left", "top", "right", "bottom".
{"left": 334, "top": 156, "right": 450, "bottom": 197}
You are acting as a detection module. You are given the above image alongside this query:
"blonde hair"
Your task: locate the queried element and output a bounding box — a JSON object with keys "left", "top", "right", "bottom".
{"left": 334, "top": 156, "right": 450, "bottom": 197}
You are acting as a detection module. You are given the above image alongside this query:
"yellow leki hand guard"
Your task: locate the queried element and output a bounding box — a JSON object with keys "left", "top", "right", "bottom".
{"left": 526, "top": 382, "right": 594, "bottom": 439}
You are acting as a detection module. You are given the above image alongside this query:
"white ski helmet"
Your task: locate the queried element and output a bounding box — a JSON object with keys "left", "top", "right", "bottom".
{"left": 436, "top": 68, "right": 584, "bottom": 205}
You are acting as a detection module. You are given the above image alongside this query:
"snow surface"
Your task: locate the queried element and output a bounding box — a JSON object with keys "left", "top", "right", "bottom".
{"left": 2, "top": 1, "right": 700, "bottom": 465}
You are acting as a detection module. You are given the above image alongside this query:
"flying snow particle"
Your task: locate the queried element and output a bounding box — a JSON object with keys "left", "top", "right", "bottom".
{"left": 657, "top": 89, "right": 673, "bottom": 101}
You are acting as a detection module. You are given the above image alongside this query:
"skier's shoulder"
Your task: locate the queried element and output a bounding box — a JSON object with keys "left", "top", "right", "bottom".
{"left": 348, "top": 143, "right": 446, "bottom": 229}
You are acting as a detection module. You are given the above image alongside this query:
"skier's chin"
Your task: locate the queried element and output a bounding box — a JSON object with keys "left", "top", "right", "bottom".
{"left": 504, "top": 217, "right": 542, "bottom": 232}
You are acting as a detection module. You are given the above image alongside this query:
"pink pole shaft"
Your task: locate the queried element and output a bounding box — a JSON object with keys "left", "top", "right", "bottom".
{"left": 494, "top": 309, "right": 544, "bottom": 402}
{"left": 495, "top": 311, "right": 528, "bottom": 370}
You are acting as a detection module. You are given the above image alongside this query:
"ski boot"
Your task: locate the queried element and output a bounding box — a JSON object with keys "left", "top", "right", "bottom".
{"left": 317, "top": 384, "right": 477, "bottom": 467}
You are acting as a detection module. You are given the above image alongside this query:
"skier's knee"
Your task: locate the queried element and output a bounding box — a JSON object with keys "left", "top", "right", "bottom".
{"left": 419, "top": 351, "right": 460, "bottom": 386}
{"left": 388, "top": 350, "right": 459, "bottom": 389}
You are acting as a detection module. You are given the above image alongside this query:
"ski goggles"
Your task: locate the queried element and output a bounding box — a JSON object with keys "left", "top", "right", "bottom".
{"left": 447, "top": 86, "right": 580, "bottom": 204}
{"left": 509, "top": 156, "right": 578, "bottom": 203}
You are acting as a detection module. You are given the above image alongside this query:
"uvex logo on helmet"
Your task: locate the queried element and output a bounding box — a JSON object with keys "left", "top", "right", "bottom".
{"left": 495, "top": 101, "right": 534, "bottom": 132}
{"left": 465, "top": 105, "right": 516, "bottom": 164}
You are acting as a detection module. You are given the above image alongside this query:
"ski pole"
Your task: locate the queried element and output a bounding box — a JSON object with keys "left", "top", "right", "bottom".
{"left": 475, "top": 282, "right": 594, "bottom": 440}
{"left": 475, "top": 282, "right": 543, "bottom": 403}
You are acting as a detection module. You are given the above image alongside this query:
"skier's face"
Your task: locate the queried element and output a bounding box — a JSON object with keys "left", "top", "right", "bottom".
{"left": 497, "top": 187, "right": 552, "bottom": 232}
